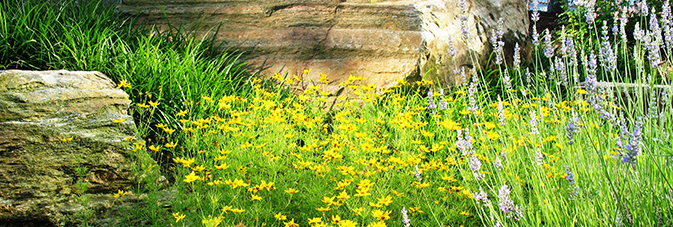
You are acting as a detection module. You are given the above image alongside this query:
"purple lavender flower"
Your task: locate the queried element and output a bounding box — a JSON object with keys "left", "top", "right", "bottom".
{"left": 584, "top": 0, "right": 596, "bottom": 25}
{"left": 620, "top": 10, "right": 628, "bottom": 41}
{"left": 468, "top": 78, "right": 478, "bottom": 112}
{"left": 531, "top": 0, "right": 540, "bottom": 22}
{"left": 565, "top": 36, "right": 578, "bottom": 67}
{"left": 532, "top": 24, "right": 540, "bottom": 46}
{"left": 494, "top": 156, "right": 503, "bottom": 171}
{"left": 535, "top": 149, "right": 544, "bottom": 165}
{"left": 474, "top": 189, "right": 490, "bottom": 206}
{"left": 634, "top": 22, "right": 645, "bottom": 41}
{"left": 525, "top": 67, "right": 532, "bottom": 84}
{"left": 530, "top": 110, "right": 539, "bottom": 135}
{"left": 497, "top": 95, "right": 505, "bottom": 126}
{"left": 427, "top": 90, "right": 437, "bottom": 112}
{"left": 438, "top": 88, "right": 448, "bottom": 110}
{"left": 600, "top": 30, "right": 617, "bottom": 71}
{"left": 555, "top": 57, "right": 567, "bottom": 86}
{"left": 585, "top": 52, "right": 598, "bottom": 94}
{"left": 621, "top": 117, "right": 644, "bottom": 165}
{"left": 565, "top": 165, "right": 576, "bottom": 185}
{"left": 531, "top": 11, "right": 540, "bottom": 22}
{"left": 566, "top": 121, "right": 577, "bottom": 145}
{"left": 456, "top": 128, "right": 474, "bottom": 156}
{"left": 469, "top": 156, "right": 483, "bottom": 180}
{"left": 513, "top": 43, "right": 521, "bottom": 70}
{"left": 544, "top": 29, "right": 554, "bottom": 58}
{"left": 401, "top": 207, "right": 411, "bottom": 227}
{"left": 414, "top": 165, "right": 423, "bottom": 182}
{"left": 498, "top": 184, "right": 514, "bottom": 213}
{"left": 641, "top": 0, "right": 649, "bottom": 16}
{"left": 448, "top": 37, "right": 457, "bottom": 56}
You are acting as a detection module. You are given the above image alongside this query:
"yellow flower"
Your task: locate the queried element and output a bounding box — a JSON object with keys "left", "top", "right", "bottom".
{"left": 172, "top": 212, "right": 186, "bottom": 223}
{"left": 115, "top": 79, "right": 131, "bottom": 89}
{"left": 367, "top": 221, "right": 388, "bottom": 227}
{"left": 336, "top": 191, "right": 351, "bottom": 201}
{"left": 207, "top": 180, "right": 222, "bottom": 186}
{"left": 441, "top": 174, "right": 458, "bottom": 183}
{"left": 183, "top": 171, "right": 201, "bottom": 183}
{"left": 369, "top": 202, "right": 383, "bottom": 208}
{"left": 251, "top": 194, "right": 262, "bottom": 201}
{"left": 440, "top": 119, "right": 462, "bottom": 130}
{"left": 224, "top": 178, "right": 249, "bottom": 189}
{"left": 148, "top": 100, "right": 160, "bottom": 107}
{"left": 577, "top": 89, "right": 586, "bottom": 94}
{"left": 201, "top": 216, "right": 223, "bottom": 227}
{"left": 230, "top": 208, "right": 245, "bottom": 214}
{"left": 285, "top": 188, "right": 299, "bottom": 194}
{"left": 163, "top": 128, "right": 175, "bottom": 134}
{"left": 221, "top": 206, "right": 233, "bottom": 213}
{"left": 391, "top": 189, "right": 404, "bottom": 197}
{"left": 123, "top": 135, "right": 135, "bottom": 141}
{"left": 331, "top": 215, "right": 342, "bottom": 224}
{"left": 148, "top": 145, "right": 161, "bottom": 152}
{"left": 460, "top": 211, "right": 470, "bottom": 216}
{"left": 113, "top": 118, "right": 127, "bottom": 123}
{"left": 376, "top": 195, "right": 393, "bottom": 206}
{"left": 284, "top": 218, "right": 300, "bottom": 227}
{"left": 308, "top": 217, "right": 323, "bottom": 225}
{"left": 192, "top": 165, "right": 205, "bottom": 172}
{"left": 316, "top": 207, "right": 331, "bottom": 212}
{"left": 136, "top": 103, "right": 150, "bottom": 108}
{"left": 165, "top": 141, "right": 177, "bottom": 148}
{"left": 321, "top": 196, "right": 337, "bottom": 206}
{"left": 274, "top": 212, "right": 287, "bottom": 221}
{"left": 60, "top": 136, "right": 74, "bottom": 142}
{"left": 354, "top": 188, "right": 372, "bottom": 197}
{"left": 339, "top": 220, "right": 358, "bottom": 227}
{"left": 113, "top": 189, "right": 128, "bottom": 198}
{"left": 215, "top": 163, "right": 230, "bottom": 170}
{"left": 132, "top": 141, "right": 145, "bottom": 151}
{"left": 176, "top": 109, "right": 189, "bottom": 117}
{"left": 412, "top": 181, "right": 431, "bottom": 189}
{"left": 351, "top": 207, "right": 364, "bottom": 216}
{"left": 371, "top": 210, "right": 392, "bottom": 221}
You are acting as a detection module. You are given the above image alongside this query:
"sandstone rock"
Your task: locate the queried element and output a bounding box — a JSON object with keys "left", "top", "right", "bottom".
{"left": 0, "top": 70, "right": 145, "bottom": 225}
{"left": 117, "top": 0, "right": 530, "bottom": 92}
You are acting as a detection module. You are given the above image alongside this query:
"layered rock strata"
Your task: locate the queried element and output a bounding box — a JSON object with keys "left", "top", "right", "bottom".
{"left": 118, "top": 0, "right": 530, "bottom": 92}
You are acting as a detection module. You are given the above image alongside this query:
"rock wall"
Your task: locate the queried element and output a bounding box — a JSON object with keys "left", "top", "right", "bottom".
{"left": 118, "top": 0, "right": 530, "bottom": 92}
{"left": 0, "top": 70, "right": 144, "bottom": 225}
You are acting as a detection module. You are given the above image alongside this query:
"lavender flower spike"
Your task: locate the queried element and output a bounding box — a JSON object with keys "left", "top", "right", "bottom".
{"left": 498, "top": 184, "right": 514, "bottom": 213}
{"left": 401, "top": 207, "right": 411, "bottom": 227}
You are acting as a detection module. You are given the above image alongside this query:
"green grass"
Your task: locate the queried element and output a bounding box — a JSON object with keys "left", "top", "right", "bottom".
{"left": 3, "top": 0, "right": 673, "bottom": 227}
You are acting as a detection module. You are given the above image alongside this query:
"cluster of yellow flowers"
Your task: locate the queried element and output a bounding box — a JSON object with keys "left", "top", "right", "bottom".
{"left": 124, "top": 70, "right": 616, "bottom": 227}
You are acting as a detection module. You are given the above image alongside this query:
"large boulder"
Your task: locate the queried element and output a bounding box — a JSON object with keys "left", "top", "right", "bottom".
{"left": 0, "top": 70, "right": 144, "bottom": 225}
{"left": 117, "top": 0, "right": 530, "bottom": 92}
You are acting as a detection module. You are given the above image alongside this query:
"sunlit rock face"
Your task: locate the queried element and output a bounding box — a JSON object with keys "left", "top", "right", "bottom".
{"left": 118, "top": 0, "right": 530, "bottom": 91}
{"left": 0, "top": 70, "right": 144, "bottom": 225}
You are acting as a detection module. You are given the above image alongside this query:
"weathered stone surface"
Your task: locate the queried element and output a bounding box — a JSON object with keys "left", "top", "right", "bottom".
{"left": 117, "top": 0, "right": 530, "bottom": 92}
{"left": 0, "top": 70, "right": 144, "bottom": 225}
